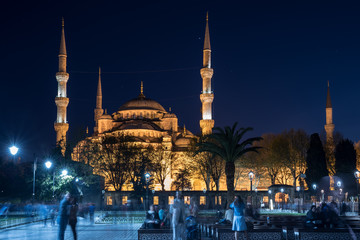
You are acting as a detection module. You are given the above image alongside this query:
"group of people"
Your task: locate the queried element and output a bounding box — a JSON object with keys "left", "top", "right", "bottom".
{"left": 305, "top": 201, "right": 342, "bottom": 229}
{"left": 144, "top": 204, "right": 170, "bottom": 229}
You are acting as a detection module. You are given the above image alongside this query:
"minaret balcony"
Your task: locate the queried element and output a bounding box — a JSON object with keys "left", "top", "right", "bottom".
{"left": 55, "top": 97, "right": 69, "bottom": 107}
{"left": 56, "top": 72, "right": 69, "bottom": 82}
{"left": 200, "top": 68, "right": 213, "bottom": 78}
{"left": 200, "top": 93, "right": 214, "bottom": 103}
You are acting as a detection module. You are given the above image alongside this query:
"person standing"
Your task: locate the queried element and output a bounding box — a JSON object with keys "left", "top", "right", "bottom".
{"left": 170, "top": 191, "right": 187, "bottom": 240}
{"left": 89, "top": 203, "right": 95, "bottom": 224}
{"left": 57, "top": 193, "right": 70, "bottom": 240}
{"left": 69, "top": 197, "right": 79, "bottom": 240}
{"left": 230, "top": 196, "right": 248, "bottom": 240}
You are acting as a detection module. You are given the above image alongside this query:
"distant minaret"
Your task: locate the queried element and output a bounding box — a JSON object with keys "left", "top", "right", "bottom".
{"left": 54, "top": 18, "right": 69, "bottom": 147}
{"left": 200, "top": 12, "right": 214, "bottom": 135}
{"left": 325, "top": 81, "right": 335, "bottom": 142}
{"left": 325, "top": 81, "right": 336, "bottom": 176}
{"left": 94, "top": 67, "right": 104, "bottom": 133}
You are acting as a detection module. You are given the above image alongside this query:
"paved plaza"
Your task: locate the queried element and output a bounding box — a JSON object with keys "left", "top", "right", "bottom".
{"left": 0, "top": 219, "right": 142, "bottom": 240}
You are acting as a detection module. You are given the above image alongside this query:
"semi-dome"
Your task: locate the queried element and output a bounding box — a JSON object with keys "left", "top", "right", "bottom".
{"left": 118, "top": 95, "right": 166, "bottom": 112}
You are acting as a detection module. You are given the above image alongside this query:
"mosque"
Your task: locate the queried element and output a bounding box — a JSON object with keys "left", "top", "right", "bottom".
{"left": 53, "top": 15, "right": 336, "bottom": 206}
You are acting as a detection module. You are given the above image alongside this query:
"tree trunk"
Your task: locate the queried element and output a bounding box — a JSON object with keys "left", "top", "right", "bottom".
{"left": 161, "top": 182, "right": 165, "bottom": 191}
{"left": 225, "top": 161, "right": 235, "bottom": 208}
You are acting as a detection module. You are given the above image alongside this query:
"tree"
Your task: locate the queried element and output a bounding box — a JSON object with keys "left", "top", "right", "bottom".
{"left": 277, "top": 129, "right": 309, "bottom": 202}
{"left": 355, "top": 141, "right": 360, "bottom": 170}
{"left": 171, "top": 167, "right": 192, "bottom": 191}
{"left": 148, "top": 146, "right": 172, "bottom": 191}
{"left": 128, "top": 150, "right": 153, "bottom": 204}
{"left": 305, "top": 133, "right": 329, "bottom": 191}
{"left": 335, "top": 139, "right": 357, "bottom": 195}
{"left": 197, "top": 123, "right": 262, "bottom": 206}
{"left": 79, "top": 135, "right": 135, "bottom": 192}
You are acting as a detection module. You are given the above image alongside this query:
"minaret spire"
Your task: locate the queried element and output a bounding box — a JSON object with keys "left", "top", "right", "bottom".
{"left": 203, "top": 11, "right": 211, "bottom": 68}
{"left": 54, "top": 18, "right": 70, "bottom": 151}
{"left": 94, "top": 67, "right": 104, "bottom": 133}
{"left": 326, "top": 81, "right": 332, "bottom": 108}
{"left": 200, "top": 12, "right": 215, "bottom": 135}
{"left": 139, "top": 81, "right": 145, "bottom": 98}
{"left": 59, "top": 17, "right": 67, "bottom": 72}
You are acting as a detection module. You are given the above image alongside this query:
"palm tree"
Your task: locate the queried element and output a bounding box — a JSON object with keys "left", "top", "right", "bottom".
{"left": 197, "top": 123, "right": 262, "bottom": 206}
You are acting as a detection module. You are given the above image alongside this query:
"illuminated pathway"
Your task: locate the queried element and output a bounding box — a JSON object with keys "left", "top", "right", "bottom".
{"left": 0, "top": 219, "right": 141, "bottom": 240}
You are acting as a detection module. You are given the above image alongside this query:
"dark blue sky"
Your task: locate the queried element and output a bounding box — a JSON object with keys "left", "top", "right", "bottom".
{"left": 1, "top": 1, "right": 360, "bottom": 159}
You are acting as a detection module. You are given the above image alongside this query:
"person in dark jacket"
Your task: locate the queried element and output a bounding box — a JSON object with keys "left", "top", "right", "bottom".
{"left": 69, "top": 197, "right": 79, "bottom": 240}
{"left": 145, "top": 204, "right": 160, "bottom": 229}
{"left": 57, "top": 193, "right": 70, "bottom": 240}
{"left": 305, "top": 205, "right": 319, "bottom": 228}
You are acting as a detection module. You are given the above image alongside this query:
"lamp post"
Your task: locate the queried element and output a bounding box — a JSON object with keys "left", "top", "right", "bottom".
{"left": 203, "top": 188, "right": 207, "bottom": 209}
{"left": 312, "top": 184, "right": 317, "bottom": 205}
{"left": 45, "top": 160, "right": 55, "bottom": 199}
{"left": 248, "top": 171, "right": 255, "bottom": 205}
{"left": 268, "top": 190, "right": 272, "bottom": 210}
{"left": 321, "top": 190, "right": 324, "bottom": 202}
{"left": 32, "top": 155, "right": 38, "bottom": 202}
{"left": 145, "top": 173, "right": 150, "bottom": 211}
{"left": 255, "top": 188, "right": 258, "bottom": 209}
{"left": 280, "top": 188, "right": 284, "bottom": 209}
{"left": 354, "top": 171, "right": 360, "bottom": 215}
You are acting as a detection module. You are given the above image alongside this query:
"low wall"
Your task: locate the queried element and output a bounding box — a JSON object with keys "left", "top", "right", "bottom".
{"left": 295, "top": 228, "right": 360, "bottom": 240}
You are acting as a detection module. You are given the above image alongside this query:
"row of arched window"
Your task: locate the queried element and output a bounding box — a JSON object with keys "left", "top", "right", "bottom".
{"left": 118, "top": 111, "right": 157, "bottom": 120}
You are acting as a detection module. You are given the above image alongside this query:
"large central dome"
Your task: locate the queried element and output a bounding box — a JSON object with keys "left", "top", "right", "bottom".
{"left": 118, "top": 95, "right": 166, "bottom": 112}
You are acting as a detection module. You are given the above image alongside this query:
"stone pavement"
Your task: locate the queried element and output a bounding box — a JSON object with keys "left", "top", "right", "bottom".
{"left": 0, "top": 218, "right": 142, "bottom": 240}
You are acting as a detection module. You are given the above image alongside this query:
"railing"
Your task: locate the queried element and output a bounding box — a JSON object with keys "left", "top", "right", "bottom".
{"left": 0, "top": 215, "right": 42, "bottom": 229}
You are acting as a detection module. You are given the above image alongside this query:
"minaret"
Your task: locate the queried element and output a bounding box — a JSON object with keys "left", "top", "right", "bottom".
{"left": 324, "top": 81, "right": 335, "bottom": 142}
{"left": 325, "top": 81, "right": 335, "bottom": 176}
{"left": 54, "top": 18, "right": 69, "bottom": 147}
{"left": 94, "top": 67, "right": 104, "bottom": 133}
{"left": 200, "top": 12, "right": 214, "bottom": 135}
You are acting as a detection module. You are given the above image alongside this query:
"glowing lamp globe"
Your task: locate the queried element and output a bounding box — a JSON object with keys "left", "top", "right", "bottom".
{"left": 9, "top": 146, "right": 19, "bottom": 156}
{"left": 61, "top": 169, "right": 68, "bottom": 176}
{"left": 45, "top": 161, "right": 52, "bottom": 169}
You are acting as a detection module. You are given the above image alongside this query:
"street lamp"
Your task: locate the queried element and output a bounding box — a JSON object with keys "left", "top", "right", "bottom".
{"left": 255, "top": 188, "right": 258, "bottom": 208}
{"left": 354, "top": 171, "right": 360, "bottom": 215}
{"left": 145, "top": 173, "right": 151, "bottom": 211}
{"left": 203, "top": 188, "right": 207, "bottom": 209}
{"left": 280, "top": 188, "right": 285, "bottom": 209}
{"left": 45, "top": 160, "right": 55, "bottom": 199}
{"left": 321, "top": 189, "right": 325, "bottom": 202}
{"left": 9, "top": 146, "right": 19, "bottom": 157}
{"left": 61, "top": 169, "right": 68, "bottom": 176}
{"left": 248, "top": 171, "right": 255, "bottom": 205}
{"left": 268, "top": 190, "right": 273, "bottom": 210}
{"left": 32, "top": 156, "right": 38, "bottom": 201}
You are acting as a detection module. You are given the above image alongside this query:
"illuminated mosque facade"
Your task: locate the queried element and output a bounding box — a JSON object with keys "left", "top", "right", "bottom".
{"left": 53, "top": 15, "right": 336, "bottom": 204}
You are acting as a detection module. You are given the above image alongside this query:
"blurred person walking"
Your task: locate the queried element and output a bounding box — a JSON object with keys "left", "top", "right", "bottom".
{"left": 57, "top": 193, "right": 70, "bottom": 240}
{"left": 69, "top": 197, "right": 79, "bottom": 240}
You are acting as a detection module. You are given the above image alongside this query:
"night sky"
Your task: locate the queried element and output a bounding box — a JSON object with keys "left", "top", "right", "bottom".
{"left": 1, "top": 1, "right": 360, "bottom": 160}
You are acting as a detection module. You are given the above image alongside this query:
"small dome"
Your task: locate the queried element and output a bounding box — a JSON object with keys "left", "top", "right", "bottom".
{"left": 119, "top": 95, "right": 165, "bottom": 112}
{"left": 99, "top": 114, "right": 112, "bottom": 120}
